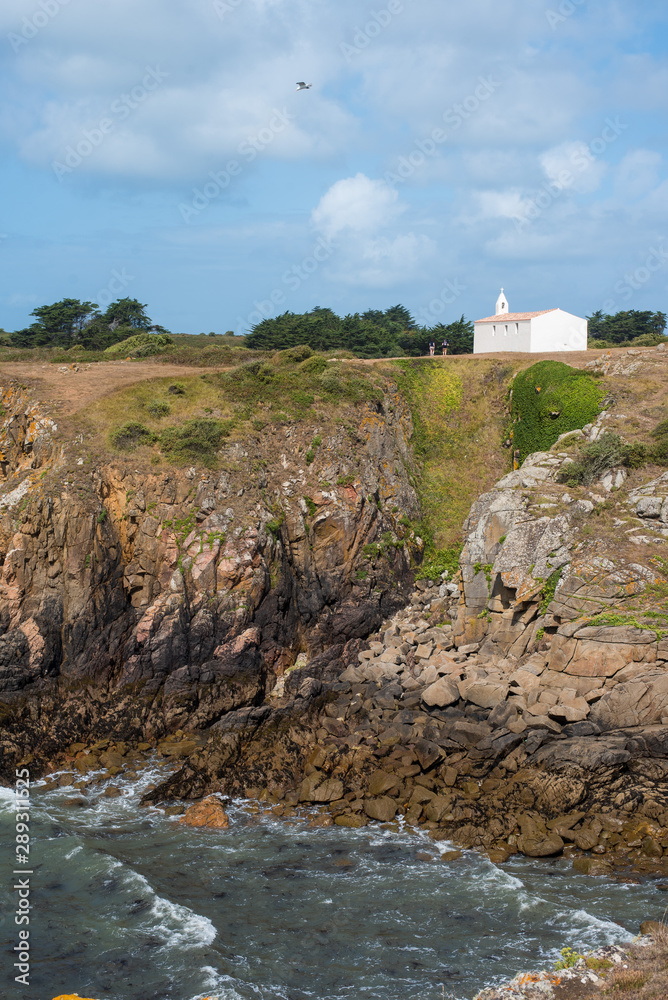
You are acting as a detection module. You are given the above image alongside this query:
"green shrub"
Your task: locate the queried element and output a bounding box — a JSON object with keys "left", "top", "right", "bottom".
{"left": 510, "top": 360, "right": 604, "bottom": 462}
{"left": 146, "top": 399, "right": 170, "bottom": 417}
{"left": 414, "top": 545, "right": 462, "bottom": 581}
{"left": 300, "top": 354, "right": 328, "bottom": 375}
{"left": 557, "top": 432, "right": 647, "bottom": 487}
{"left": 103, "top": 332, "right": 173, "bottom": 358}
{"left": 159, "top": 418, "right": 232, "bottom": 464}
{"left": 167, "top": 382, "right": 186, "bottom": 395}
{"left": 110, "top": 422, "right": 156, "bottom": 451}
{"left": 278, "top": 344, "right": 312, "bottom": 363}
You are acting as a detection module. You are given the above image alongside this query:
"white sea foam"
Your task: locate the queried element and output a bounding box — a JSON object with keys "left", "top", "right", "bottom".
{"left": 64, "top": 844, "right": 83, "bottom": 860}
{"left": 0, "top": 785, "right": 16, "bottom": 811}
{"left": 148, "top": 893, "right": 217, "bottom": 948}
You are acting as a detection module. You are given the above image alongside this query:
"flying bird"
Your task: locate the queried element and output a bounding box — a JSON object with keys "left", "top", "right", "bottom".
{"left": 295, "top": 82, "right": 312, "bottom": 91}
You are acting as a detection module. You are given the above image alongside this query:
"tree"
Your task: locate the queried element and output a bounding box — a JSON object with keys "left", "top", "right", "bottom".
{"left": 11, "top": 298, "right": 100, "bottom": 347}
{"left": 104, "top": 298, "right": 151, "bottom": 330}
{"left": 10, "top": 296, "right": 158, "bottom": 350}
{"left": 586, "top": 309, "right": 667, "bottom": 345}
{"left": 431, "top": 315, "right": 474, "bottom": 354}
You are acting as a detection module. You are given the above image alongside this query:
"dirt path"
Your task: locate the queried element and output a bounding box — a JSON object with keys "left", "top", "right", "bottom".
{"left": 0, "top": 360, "right": 227, "bottom": 415}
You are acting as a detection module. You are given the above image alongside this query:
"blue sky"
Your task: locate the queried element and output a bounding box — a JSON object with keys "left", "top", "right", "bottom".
{"left": 1, "top": 0, "right": 668, "bottom": 334}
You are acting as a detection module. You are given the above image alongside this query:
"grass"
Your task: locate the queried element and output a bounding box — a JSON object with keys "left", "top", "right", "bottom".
{"left": 389, "top": 357, "right": 513, "bottom": 551}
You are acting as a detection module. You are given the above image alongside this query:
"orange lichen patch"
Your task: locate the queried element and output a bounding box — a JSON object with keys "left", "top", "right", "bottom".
{"left": 52, "top": 994, "right": 101, "bottom": 999}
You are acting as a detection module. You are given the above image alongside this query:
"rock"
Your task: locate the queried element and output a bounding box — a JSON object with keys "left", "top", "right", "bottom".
{"left": 364, "top": 796, "right": 397, "bottom": 822}
{"left": 421, "top": 676, "right": 460, "bottom": 708}
{"left": 517, "top": 832, "right": 564, "bottom": 857}
{"left": 102, "top": 785, "right": 122, "bottom": 798}
{"left": 636, "top": 497, "right": 663, "bottom": 518}
{"left": 299, "top": 775, "right": 344, "bottom": 803}
{"left": 487, "top": 844, "right": 513, "bottom": 864}
{"left": 641, "top": 836, "right": 663, "bottom": 858}
{"left": 460, "top": 681, "right": 508, "bottom": 710}
{"left": 179, "top": 796, "right": 229, "bottom": 829}
{"left": 440, "top": 850, "right": 463, "bottom": 862}
{"left": 572, "top": 856, "right": 613, "bottom": 876}
{"left": 414, "top": 738, "right": 443, "bottom": 771}
{"left": 62, "top": 795, "right": 90, "bottom": 808}
{"left": 334, "top": 814, "right": 367, "bottom": 828}
{"left": 424, "top": 794, "right": 454, "bottom": 823}
{"left": 367, "top": 770, "right": 398, "bottom": 796}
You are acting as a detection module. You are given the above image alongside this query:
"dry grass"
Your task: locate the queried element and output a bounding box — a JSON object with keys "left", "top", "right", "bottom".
{"left": 597, "top": 936, "right": 668, "bottom": 998}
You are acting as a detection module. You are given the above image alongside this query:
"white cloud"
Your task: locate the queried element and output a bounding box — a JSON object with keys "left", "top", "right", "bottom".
{"left": 540, "top": 141, "right": 607, "bottom": 194}
{"left": 310, "top": 173, "right": 403, "bottom": 238}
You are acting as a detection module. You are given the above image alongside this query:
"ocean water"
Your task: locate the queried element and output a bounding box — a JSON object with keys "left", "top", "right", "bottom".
{"left": 0, "top": 765, "right": 663, "bottom": 1000}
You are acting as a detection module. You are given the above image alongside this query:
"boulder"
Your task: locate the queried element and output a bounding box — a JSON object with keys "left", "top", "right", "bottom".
{"left": 179, "top": 796, "right": 229, "bottom": 829}
{"left": 422, "top": 676, "right": 460, "bottom": 708}
{"left": 299, "top": 775, "right": 344, "bottom": 803}
{"left": 424, "top": 794, "right": 454, "bottom": 823}
{"left": 572, "top": 856, "right": 613, "bottom": 876}
{"left": 460, "top": 681, "right": 508, "bottom": 710}
{"left": 334, "top": 814, "right": 367, "bottom": 828}
{"left": 367, "top": 770, "right": 399, "bottom": 796}
{"left": 364, "top": 796, "right": 398, "bottom": 822}
{"left": 516, "top": 832, "right": 564, "bottom": 857}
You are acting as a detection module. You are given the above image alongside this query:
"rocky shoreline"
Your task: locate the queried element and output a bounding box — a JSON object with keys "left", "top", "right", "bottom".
{"left": 40, "top": 570, "right": 668, "bottom": 882}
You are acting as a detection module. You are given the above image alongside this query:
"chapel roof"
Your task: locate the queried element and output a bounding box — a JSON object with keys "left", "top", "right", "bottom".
{"left": 474, "top": 309, "right": 558, "bottom": 323}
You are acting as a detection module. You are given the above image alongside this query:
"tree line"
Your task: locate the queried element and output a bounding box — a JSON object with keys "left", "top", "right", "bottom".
{"left": 10, "top": 298, "right": 166, "bottom": 350}
{"left": 244, "top": 306, "right": 474, "bottom": 356}
{"left": 5, "top": 297, "right": 667, "bottom": 356}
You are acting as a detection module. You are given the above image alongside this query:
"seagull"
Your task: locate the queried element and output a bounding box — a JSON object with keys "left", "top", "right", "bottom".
{"left": 295, "top": 82, "right": 312, "bottom": 91}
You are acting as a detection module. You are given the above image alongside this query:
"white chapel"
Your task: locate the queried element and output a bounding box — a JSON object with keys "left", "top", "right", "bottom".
{"left": 473, "top": 290, "right": 588, "bottom": 354}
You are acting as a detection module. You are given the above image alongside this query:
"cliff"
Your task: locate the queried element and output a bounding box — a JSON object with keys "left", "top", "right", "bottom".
{"left": 0, "top": 364, "right": 422, "bottom": 774}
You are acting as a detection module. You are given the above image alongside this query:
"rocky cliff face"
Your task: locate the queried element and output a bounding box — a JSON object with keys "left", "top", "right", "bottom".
{"left": 0, "top": 381, "right": 420, "bottom": 775}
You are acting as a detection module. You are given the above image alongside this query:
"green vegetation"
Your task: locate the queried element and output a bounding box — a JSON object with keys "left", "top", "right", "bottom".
{"left": 110, "top": 422, "right": 156, "bottom": 451}
{"left": 414, "top": 545, "right": 462, "bottom": 581}
{"left": 146, "top": 399, "right": 171, "bottom": 417}
{"left": 557, "top": 432, "right": 648, "bottom": 487}
{"left": 244, "top": 305, "right": 474, "bottom": 358}
{"left": 104, "top": 332, "right": 173, "bottom": 358}
{"left": 159, "top": 418, "right": 233, "bottom": 465}
{"left": 214, "top": 352, "right": 382, "bottom": 419}
{"left": 303, "top": 497, "right": 318, "bottom": 517}
{"left": 554, "top": 947, "right": 584, "bottom": 970}
{"left": 10, "top": 296, "right": 162, "bottom": 350}
{"left": 510, "top": 360, "right": 605, "bottom": 462}
{"left": 587, "top": 308, "right": 666, "bottom": 348}
{"left": 539, "top": 567, "right": 563, "bottom": 614}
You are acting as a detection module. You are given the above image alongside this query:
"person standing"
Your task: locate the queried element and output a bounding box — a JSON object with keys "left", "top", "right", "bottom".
{"left": 429, "top": 339, "right": 435, "bottom": 356}
{"left": 441, "top": 338, "right": 449, "bottom": 356}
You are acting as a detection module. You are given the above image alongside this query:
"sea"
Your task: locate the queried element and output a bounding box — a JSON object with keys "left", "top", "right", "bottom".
{"left": 1, "top": 762, "right": 663, "bottom": 1000}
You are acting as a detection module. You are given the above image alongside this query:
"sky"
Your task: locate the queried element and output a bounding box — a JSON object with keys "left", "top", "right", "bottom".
{"left": 1, "top": 0, "right": 668, "bottom": 335}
